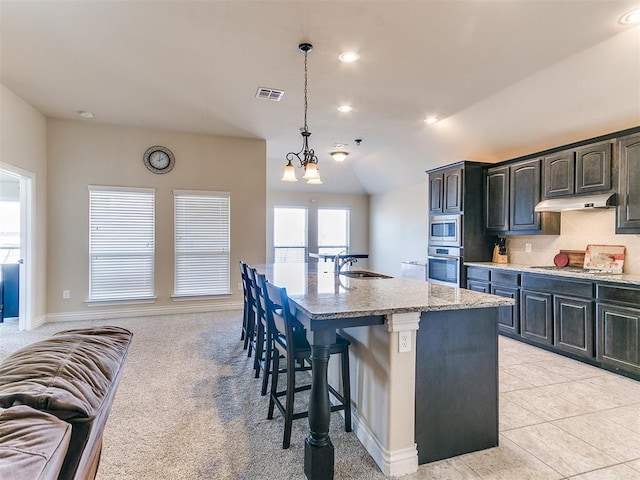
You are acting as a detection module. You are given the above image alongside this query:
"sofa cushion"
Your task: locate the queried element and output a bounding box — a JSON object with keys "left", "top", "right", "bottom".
{"left": 0, "top": 405, "right": 71, "bottom": 480}
{"left": 0, "top": 326, "right": 132, "bottom": 421}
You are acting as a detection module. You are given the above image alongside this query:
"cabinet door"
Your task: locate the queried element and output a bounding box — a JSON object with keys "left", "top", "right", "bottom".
{"left": 429, "top": 172, "right": 444, "bottom": 214}
{"left": 520, "top": 289, "right": 552, "bottom": 345}
{"left": 597, "top": 303, "right": 640, "bottom": 375}
{"left": 617, "top": 133, "right": 640, "bottom": 233}
{"left": 543, "top": 151, "right": 575, "bottom": 198}
{"left": 509, "top": 159, "right": 541, "bottom": 232}
{"left": 575, "top": 143, "right": 612, "bottom": 195}
{"left": 467, "top": 280, "right": 490, "bottom": 293}
{"left": 491, "top": 285, "right": 519, "bottom": 335}
{"left": 485, "top": 166, "right": 509, "bottom": 232}
{"left": 443, "top": 167, "right": 463, "bottom": 214}
{"left": 554, "top": 295, "right": 594, "bottom": 358}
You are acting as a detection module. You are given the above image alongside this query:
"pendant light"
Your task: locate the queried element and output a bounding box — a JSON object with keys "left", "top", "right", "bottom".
{"left": 281, "top": 42, "right": 322, "bottom": 184}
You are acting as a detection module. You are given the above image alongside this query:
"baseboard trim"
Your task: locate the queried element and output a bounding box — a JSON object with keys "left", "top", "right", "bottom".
{"left": 351, "top": 407, "right": 418, "bottom": 477}
{"left": 32, "top": 314, "right": 47, "bottom": 329}
{"left": 45, "top": 301, "right": 243, "bottom": 323}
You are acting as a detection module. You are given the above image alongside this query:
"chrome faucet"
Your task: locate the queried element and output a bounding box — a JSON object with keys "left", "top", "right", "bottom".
{"left": 334, "top": 251, "right": 358, "bottom": 274}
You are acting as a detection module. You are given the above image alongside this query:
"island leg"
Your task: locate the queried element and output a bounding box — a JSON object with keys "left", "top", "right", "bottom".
{"left": 304, "top": 330, "right": 335, "bottom": 479}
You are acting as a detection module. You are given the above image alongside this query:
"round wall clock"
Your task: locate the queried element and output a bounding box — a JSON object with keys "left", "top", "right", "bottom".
{"left": 143, "top": 145, "right": 175, "bottom": 174}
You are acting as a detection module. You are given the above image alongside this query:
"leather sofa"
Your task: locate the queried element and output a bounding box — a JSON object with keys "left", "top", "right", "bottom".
{"left": 0, "top": 326, "right": 133, "bottom": 480}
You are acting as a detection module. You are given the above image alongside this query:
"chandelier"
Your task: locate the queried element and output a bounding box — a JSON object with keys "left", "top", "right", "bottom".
{"left": 281, "top": 42, "right": 322, "bottom": 184}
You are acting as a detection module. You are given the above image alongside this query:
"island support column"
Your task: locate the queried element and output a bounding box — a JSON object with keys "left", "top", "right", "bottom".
{"left": 304, "top": 328, "right": 336, "bottom": 479}
{"left": 383, "top": 312, "right": 420, "bottom": 476}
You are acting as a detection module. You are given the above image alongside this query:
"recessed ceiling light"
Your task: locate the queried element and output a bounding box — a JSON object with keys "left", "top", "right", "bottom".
{"left": 338, "top": 105, "right": 353, "bottom": 113}
{"left": 620, "top": 8, "right": 640, "bottom": 24}
{"left": 339, "top": 51, "right": 359, "bottom": 63}
{"left": 425, "top": 116, "right": 440, "bottom": 125}
{"left": 77, "top": 110, "right": 94, "bottom": 119}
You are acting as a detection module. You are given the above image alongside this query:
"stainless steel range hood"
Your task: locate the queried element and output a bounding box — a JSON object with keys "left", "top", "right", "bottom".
{"left": 534, "top": 192, "right": 616, "bottom": 212}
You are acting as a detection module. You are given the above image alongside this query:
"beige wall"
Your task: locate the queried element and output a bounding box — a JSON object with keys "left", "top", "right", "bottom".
{"left": 507, "top": 209, "right": 640, "bottom": 274}
{"left": 369, "top": 182, "right": 428, "bottom": 276}
{"left": 46, "top": 119, "right": 266, "bottom": 318}
{"left": 0, "top": 84, "right": 48, "bottom": 324}
{"left": 266, "top": 191, "right": 369, "bottom": 266}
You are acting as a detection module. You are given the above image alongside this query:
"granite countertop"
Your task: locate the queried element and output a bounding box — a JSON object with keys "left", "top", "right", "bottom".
{"left": 465, "top": 262, "right": 640, "bottom": 287}
{"left": 255, "top": 263, "right": 514, "bottom": 320}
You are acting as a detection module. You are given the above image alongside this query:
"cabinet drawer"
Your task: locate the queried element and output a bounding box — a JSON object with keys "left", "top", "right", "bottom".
{"left": 597, "top": 284, "right": 640, "bottom": 308}
{"left": 521, "top": 275, "right": 593, "bottom": 298}
{"left": 491, "top": 270, "right": 519, "bottom": 286}
{"left": 467, "top": 267, "right": 490, "bottom": 281}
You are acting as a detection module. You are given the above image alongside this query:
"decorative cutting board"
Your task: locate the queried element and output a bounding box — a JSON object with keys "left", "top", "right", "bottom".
{"left": 583, "top": 244, "right": 626, "bottom": 273}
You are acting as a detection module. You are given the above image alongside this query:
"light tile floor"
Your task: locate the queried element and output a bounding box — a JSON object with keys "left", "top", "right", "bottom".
{"left": 411, "top": 336, "right": 640, "bottom": 479}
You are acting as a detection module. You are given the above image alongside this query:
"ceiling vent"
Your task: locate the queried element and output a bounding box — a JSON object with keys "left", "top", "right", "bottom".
{"left": 256, "top": 87, "right": 284, "bottom": 101}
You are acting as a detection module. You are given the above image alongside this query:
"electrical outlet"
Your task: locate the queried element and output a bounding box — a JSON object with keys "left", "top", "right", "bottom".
{"left": 399, "top": 331, "right": 411, "bottom": 353}
{"left": 62, "top": 290, "right": 70, "bottom": 299}
{"left": 525, "top": 243, "right": 532, "bottom": 253}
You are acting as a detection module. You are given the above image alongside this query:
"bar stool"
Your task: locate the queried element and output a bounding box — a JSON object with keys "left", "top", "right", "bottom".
{"left": 239, "top": 262, "right": 256, "bottom": 355}
{"left": 264, "top": 281, "right": 352, "bottom": 449}
{"left": 248, "top": 267, "right": 267, "bottom": 378}
{"left": 239, "top": 261, "right": 250, "bottom": 346}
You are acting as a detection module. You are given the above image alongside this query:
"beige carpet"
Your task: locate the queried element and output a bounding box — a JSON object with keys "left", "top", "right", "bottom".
{"left": 0, "top": 311, "right": 386, "bottom": 480}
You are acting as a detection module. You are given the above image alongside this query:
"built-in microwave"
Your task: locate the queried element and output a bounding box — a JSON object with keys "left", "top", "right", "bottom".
{"left": 428, "top": 214, "right": 461, "bottom": 247}
{"left": 427, "top": 246, "right": 461, "bottom": 286}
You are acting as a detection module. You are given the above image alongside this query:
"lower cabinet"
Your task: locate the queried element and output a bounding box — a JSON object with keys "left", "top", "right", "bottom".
{"left": 520, "top": 289, "right": 553, "bottom": 345}
{"left": 467, "top": 280, "right": 489, "bottom": 293}
{"left": 596, "top": 303, "right": 640, "bottom": 375}
{"left": 554, "top": 295, "right": 594, "bottom": 358}
{"left": 596, "top": 283, "right": 640, "bottom": 376}
{"left": 466, "top": 266, "right": 519, "bottom": 335}
{"left": 464, "top": 267, "right": 640, "bottom": 378}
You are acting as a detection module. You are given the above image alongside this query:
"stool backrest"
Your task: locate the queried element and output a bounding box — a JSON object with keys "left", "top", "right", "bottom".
{"left": 264, "top": 282, "right": 295, "bottom": 347}
{"left": 248, "top": 267, "right": 265, "bottom": 320}
{"left": 256, "top": 273, "right": 269, "bottom": 322}
{"left": 239, "top": 261, "right": 249, "bottom": 300}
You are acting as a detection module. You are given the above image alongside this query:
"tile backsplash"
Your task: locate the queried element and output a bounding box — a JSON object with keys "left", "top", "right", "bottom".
{"left": 506, "top": 209, "right": 640, "bottom": 274}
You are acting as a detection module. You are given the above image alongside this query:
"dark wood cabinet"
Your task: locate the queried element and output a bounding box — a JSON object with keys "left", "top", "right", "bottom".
{"left": 554, "top": 295, "right": 594, "bottom": 358}
{"left": 596, "top": 283, "right": 640, "bottom": 375}
{"left": 543, "top": 143, "right": 612, "bottom": 198}
{"left": 575, "top": 143, "right": 612, "bottom": 194}
{"left": 510, "top": 159, "right": 542, "bottom": 232}
{"left": 543, "top": 151, "right": 575, "bottom": 198}
{"left": 428, "top": 173, "right": 444, "bottom": 214}
{"left": 484, "top": 166, "right": 509, "bottom": 232}
{"left": 617, "top": 133, "right": 640, "bottom": 233}
{"left": 485, "top": 159, "right": 558, "bottom": 235}
{"left": 429, "top": 166, "right": 463, "bottom": 214}
{"left": 492, "top": 285, "right": 519, "bottom": 335}
{"left": 520, "top": 289, "right": 553, "bottom": 345}
{"left": 467, "top": 280, "right": 489, "bottom": 293}
{"left": 596, "top": 303, "right": 640, "bottom": 376}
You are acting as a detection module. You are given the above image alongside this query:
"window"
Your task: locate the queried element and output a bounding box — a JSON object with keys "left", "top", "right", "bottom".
{"left": 318, "top": 208, "right": 350, "bottom": 256}
{"left": 88, "top": 186, "right": 155, "bottom": 302}
{"left": 174, "top": 190, "right": 230, "bottom": 296}
{"left": 273, "top": 207, "right": 307, "bottom": 263}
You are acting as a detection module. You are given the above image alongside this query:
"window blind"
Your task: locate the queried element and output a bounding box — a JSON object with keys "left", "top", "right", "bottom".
{"left": 88, "top": 186, "right": 155, "bottom": 301}
{"left": 174, "top": 190, "right": 230, "bottom": 296}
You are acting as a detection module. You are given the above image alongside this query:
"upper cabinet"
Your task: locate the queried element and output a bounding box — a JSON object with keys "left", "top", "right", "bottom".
{"left": 485, "top": 159, "right": 559, "bottom": 235}
{"left": 543, "top": 142, "right": 612, "bottom": 198}
{"left": 485, "top": 166, "right": 509, "bottom": 232}
{"left": 617, "top": 132, "right": 640, "bottom": 233}
{"left": 429, "top": 166, "right": 463, "bottom": 214}
{"left": 510, "top": 159, "right": 542, "bottom": 232}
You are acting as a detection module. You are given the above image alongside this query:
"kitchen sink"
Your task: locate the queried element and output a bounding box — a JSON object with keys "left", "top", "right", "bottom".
{"left": 339, "top": 270, "right": 392, "bottom": 279}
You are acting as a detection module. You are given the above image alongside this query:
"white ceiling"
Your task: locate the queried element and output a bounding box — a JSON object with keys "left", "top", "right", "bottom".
{"left": 1, "top": 1, "right": 639, "bottom": 194}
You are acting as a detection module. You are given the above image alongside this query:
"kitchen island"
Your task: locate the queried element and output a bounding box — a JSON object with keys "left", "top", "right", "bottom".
{"left": 256, "top": 263, "right": 513, "bottom": 479}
